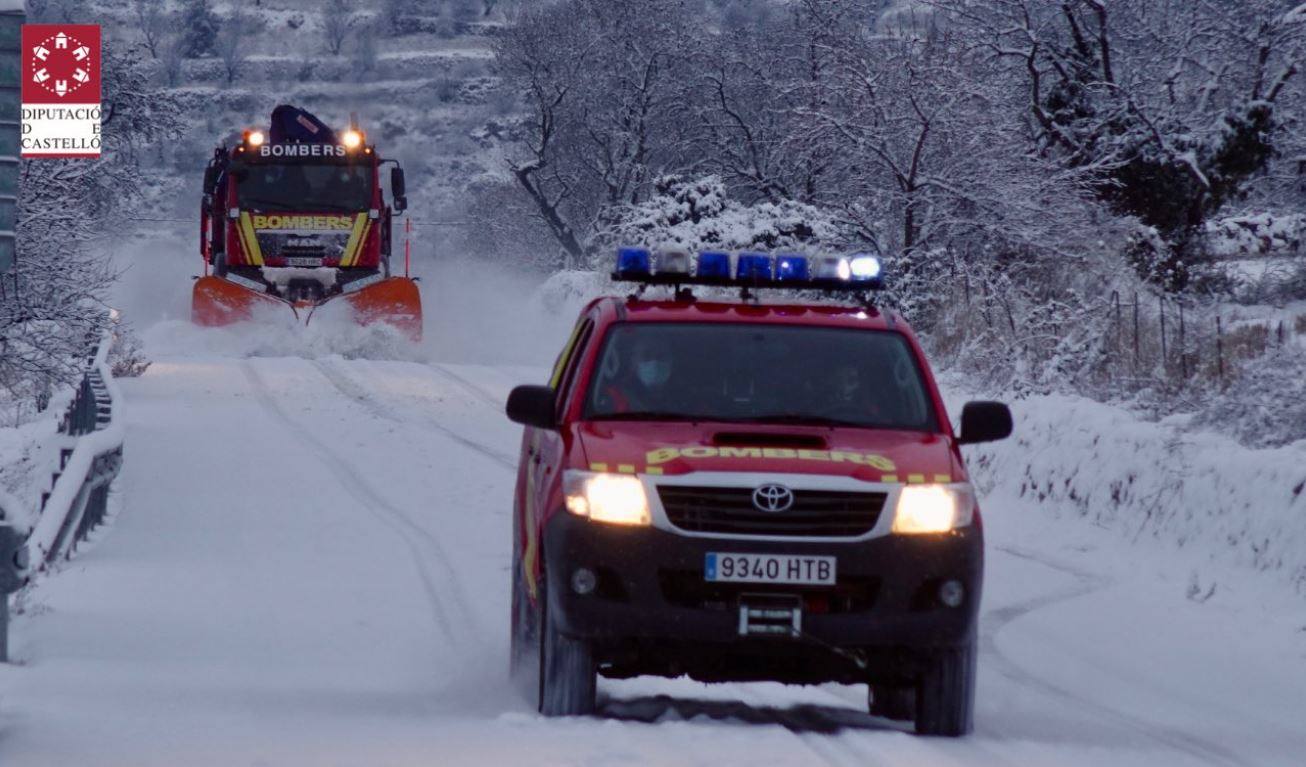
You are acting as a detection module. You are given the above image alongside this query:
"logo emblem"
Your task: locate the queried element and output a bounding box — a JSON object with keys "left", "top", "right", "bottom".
{"left": 28, "top": 30, "right": 95, "bottom": 100}
{"left": 752, "top": 484, "right": 794, "bottom": 513}
{"left": 21, "top": 25, "right": 103, "bottom": 159}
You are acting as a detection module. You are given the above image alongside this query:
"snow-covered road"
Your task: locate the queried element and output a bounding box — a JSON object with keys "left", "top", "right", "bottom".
{"left": 2, "top": 346, "right": 1304, "bottom": 766}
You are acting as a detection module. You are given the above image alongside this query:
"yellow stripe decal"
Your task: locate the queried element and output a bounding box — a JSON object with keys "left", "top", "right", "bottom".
{"left": 340, "top": 213, "right": 368, "bottom": 267}
{"left": 907, "top": 473, "right": 926, "bottom": 484}
{"left": 549, "top": 320, "right": 586, "bottom": 389}
{"left": 934, "top": 474, "right": 952, "bottom": 483}
{"left": 617, "top": 464, "right": 636, "bottom": 474}
{"left": 239, "top": 212, "right": 263, "bottom": 266}
{"left": 645, "top": 467, "right": 663, "bottom": 475}
{"left": 589, "top": 462, "right": 608, "bottom": 472}
{"left": 881, "top": 474, "right": 899, "bottom": 483}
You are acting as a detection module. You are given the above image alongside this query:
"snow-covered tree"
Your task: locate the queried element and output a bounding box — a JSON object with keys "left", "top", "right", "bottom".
{"left": 591, "top": 175, "right": 843, "bottom": 268}
{"left": 215, "top": 9, "right": 260, "bottom": 85}
{"left": 1, "top": 44, "right": 182, "bottom": 419}
{"left": 180, "top": 0, "right": 221, "bottom": 58}
{"left": 928, "top": 0, "right": 1306, "bottom": 291}
{"left": 323, "top": 0, "right": 356, "bottom": 56}
{"left": 131, "top": 0, "right": 168, "bottom": 59}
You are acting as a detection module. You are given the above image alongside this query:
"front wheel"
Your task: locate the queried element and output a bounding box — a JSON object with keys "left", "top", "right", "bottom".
{"left": 509, "top": 550, "right": 533, "bottom": 693}
{"left": 537, "top": 580, "right": 596, "bottom": 716}
{"left": 914, "top": 640, "right": 977, "bottom": 736}
{"left": 869, "top": 684, "right": 915, "bottom": 721}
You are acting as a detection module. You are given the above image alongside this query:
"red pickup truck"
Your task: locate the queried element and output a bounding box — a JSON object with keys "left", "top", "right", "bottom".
{"left": 506, "top": 249, "right": 1012, "bottom": 736}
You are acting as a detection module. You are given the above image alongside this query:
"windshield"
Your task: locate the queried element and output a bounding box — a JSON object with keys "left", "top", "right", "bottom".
{"left": 583, "top": 322, "right": 938, "bottom": 431}
{"left": 233, "top": 162, "right": 372, "bottom": 213}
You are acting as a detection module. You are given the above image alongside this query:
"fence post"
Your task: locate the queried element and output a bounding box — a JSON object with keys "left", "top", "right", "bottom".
{"left": 1216, "top": 315, "right": 1225, "bottom": 385}
{"left": 1132, "top": 292, "right": 1140, "bottom": 371}
{"left": 1178, "top": 300, "right": 1187, "bottom": 380}
{"left": 1110, "top": 290, "right": 1121, "bottom": 355}
{"left": 1159, "top": 295, "right": 1168, "bottom": 376}
{"left": 0, "top": 523, "right": 23, "bottom": 663}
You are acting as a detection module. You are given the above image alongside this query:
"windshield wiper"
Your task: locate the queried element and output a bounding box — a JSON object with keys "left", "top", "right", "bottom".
{"left": 592, "top": 412, "right": 706, "bottom": 422}
{"left": 239, "top": 198, "right": 361, "bottom": 214}
{"left": 238, "top": 196, "right": 294, "bottom": 210}
{"left": 297, "top": 201, "right": 362, "bottom": 213}
{"left": 732, "top": 414, "right": 870, "bottom": 428}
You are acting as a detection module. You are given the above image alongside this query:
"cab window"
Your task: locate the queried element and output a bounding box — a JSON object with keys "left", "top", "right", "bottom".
{"left": 582, "top": 323, "right": 937, "bottom": 431}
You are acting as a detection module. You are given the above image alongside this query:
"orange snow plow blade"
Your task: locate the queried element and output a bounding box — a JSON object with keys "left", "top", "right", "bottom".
{"left": 192, "top": 274, "right": 422, "bottom": 340}
{"left": 331, "top": 276, "right": 423, "bottom": 341}
{"left": 191, "top": 275, "right": 293, "bottom": 326}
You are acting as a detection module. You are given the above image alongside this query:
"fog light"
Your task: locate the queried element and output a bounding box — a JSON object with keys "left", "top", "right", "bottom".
{"left": 571, "top": 568, "right": 597, "bottom": 596}
{"left": 938, "top": 580, "right": 965, "bottom": 608}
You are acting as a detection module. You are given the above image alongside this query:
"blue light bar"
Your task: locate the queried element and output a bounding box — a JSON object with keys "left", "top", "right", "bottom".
{"left": 615, "top": 247, "right": 652, "bottom": 277}
{"left": 696, "top": 251, "right": 731, "bottom": 279}
{"left": 776, "top": 254, "right": 810, "bottom": 282}
{"left": 611, "top": 248, "right": 883, "bottom": 293}
{"left": 736, "top": 252, "right": 773, "bottom": 281}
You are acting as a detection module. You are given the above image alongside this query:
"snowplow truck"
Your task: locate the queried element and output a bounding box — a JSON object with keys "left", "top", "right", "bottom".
{"left": 193, "top": 105, "right": 421, "bottom": 339}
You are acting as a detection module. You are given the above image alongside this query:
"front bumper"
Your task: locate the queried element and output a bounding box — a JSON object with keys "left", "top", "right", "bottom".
{"left": 543, "top": 510, "right": 982, "bottom": 683}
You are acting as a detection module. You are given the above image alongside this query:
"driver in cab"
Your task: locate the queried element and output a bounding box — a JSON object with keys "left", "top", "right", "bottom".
{"left": 592, "top": 336, "right": 676, "bottom": 415}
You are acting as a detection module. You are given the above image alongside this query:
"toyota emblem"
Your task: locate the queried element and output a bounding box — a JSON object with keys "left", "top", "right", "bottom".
{"left": 752, "top": 484, "right": 795, "bottom": 513}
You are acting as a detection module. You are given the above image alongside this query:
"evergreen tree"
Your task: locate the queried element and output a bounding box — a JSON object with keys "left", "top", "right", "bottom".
{"left": 180, "top": 0, "right": 221, "bottom": 58}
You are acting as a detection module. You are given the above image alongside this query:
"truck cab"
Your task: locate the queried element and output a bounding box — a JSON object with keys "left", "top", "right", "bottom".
{"left": 505, "top": 249, "right": 1012, "bottom": 736}
{"left": 192, "top": 105, "right": 420, "bottom": 338}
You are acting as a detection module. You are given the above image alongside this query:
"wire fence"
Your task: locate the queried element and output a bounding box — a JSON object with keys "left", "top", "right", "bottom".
{"left": 1102, "top": 291, "right": 1303, "bottom": 391}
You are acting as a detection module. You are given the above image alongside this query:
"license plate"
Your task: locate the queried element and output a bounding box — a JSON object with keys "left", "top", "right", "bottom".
{"left": 705, "top": 552, "right": 835, "bottom": 585}
{"left": 285, "top": 257, "right": 321, "bottom": 267}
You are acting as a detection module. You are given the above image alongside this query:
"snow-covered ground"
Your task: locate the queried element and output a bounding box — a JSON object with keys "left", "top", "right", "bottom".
{"left": 2, "top": 242, "right": 1305, "bottom": 765}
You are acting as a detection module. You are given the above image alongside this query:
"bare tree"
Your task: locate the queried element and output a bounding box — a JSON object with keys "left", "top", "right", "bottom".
{"left": 323, "top": 0, "right": 356, "bottom": 56}
{"left": 159, "top": 33, "right": 186, "bottom": 87}
{"left": 215, "top": 10, "right": 255, "bottom": 84}
{"left": 927, "top": 0, "right": 1306, "bottom": 290}
{"left": 131, "top": 0, "right": 168, "bottom": 59}
{"left": 495, "top": 0, "right": 700, "bottom": 267}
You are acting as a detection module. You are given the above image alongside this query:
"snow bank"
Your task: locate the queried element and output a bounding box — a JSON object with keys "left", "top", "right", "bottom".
{"left": 956, "top": 391, "right": 1306, "bottom": 594}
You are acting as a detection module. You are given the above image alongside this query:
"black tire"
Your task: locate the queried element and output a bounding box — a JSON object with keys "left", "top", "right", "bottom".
{"left": 914, "top": 640, "right": 977, "bottom": 736}
{"left": 509, "top": 550, "right": 532, "bottom": 689}
{"left": 537, "top": 579, "right": 596, "bottom": 716}
{"left": 509, "top": 504, "right": 538, "bottom": 699}
{"left": 869, "top": 684, "right": 915, "bottom": 721}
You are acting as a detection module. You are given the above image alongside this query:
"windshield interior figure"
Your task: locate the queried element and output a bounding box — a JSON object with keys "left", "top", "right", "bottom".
{"left": 584, "top": 323, "right": 937, "bottom": 430}
{"left": 234, "top": 162, "right": 372, "bottom": 212}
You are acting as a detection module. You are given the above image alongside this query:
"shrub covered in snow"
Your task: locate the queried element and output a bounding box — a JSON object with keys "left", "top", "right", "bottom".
{"left": 588, "top": 176, "right": 842, "bottom": 269}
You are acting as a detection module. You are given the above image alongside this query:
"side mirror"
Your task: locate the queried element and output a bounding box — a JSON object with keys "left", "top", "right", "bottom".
{"left": 390, "top": 166, "right": 407, "bottom": 211}
{"left": 506, "top": 385, "right": 557, "bottom": 430}
{"left": 957, "top": 401, "right": 1013, "bottom": 445}
{"left": 202, "top": 165, "right": 218, "bottom": 192}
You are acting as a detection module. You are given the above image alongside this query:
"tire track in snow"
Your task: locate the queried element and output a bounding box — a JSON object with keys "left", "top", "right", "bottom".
{"left": 241, "top": 361, "right": 475, "bottom": 647}
{"left": 316, "top": 359, "right": 518, "bottom": 470}
{"left": 424, "top": 362, "right": 507, "bottom": 411}
{"left": 300, "top": 360, "right": 500, "bottom": 628}
{"left": 983, "top": 544, "right": 1247, "bottom": 767}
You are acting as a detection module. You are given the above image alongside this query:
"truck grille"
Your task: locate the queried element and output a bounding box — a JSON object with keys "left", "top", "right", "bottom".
{"left": 657, "top": 486, "right": 888, "bottom": 538}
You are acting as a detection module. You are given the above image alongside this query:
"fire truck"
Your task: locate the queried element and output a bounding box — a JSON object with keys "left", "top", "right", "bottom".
{"left": 505, "top": 248, "right": 1013, "bottom": 735}
{"left": 192, "top": 105, "right": 421, "bottom": 339}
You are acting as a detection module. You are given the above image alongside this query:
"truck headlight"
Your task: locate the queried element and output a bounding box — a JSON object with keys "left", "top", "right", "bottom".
{"left": 564, "top": 471, "right": 651, "bottom": 526}
{"left": 892, "top": 484, "right": 974, "bottom": 534}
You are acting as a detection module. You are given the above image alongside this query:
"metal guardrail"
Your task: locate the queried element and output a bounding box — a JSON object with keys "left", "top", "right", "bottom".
{"left": 1, "top": 330, "right": 124, "bottom": 661}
